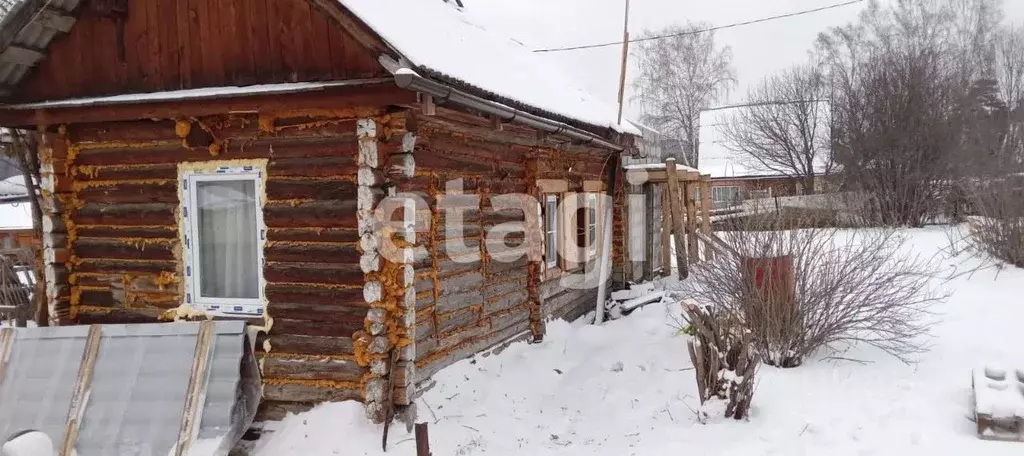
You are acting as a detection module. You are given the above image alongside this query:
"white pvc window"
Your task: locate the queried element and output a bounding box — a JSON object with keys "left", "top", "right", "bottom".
{"left": 587, "top": 193, "right": 598, "bottom": 257}
{"left": 181, "top": 167, "right": 266, "bottom": 316}
{"left": 544, "top": 194, "right": 559, "bottom": 269}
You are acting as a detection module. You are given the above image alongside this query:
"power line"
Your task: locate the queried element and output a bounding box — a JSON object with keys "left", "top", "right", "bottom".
{"left": 703, "top": 99, "right": 831, "bottom": 112}
{"left": 533, "top": 0, "right": 865, "bottom": 53}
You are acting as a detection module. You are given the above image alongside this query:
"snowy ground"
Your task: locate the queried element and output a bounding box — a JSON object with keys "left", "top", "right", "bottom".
{"left": 253, "top": 227, "right": 1024, "bottom": 455}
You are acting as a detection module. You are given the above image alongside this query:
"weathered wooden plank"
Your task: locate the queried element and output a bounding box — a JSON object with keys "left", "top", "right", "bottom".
{"left": 68, "top": 120, "right": 179, "bottom": 143}
{"left": 75, "top": 308, "right": 163, "bottom": 325}
{"left": 260, "top": 355, "right": 365, "bottom": 382}
{"left": 264, "top": 263, "right": 363, "bottom": 286}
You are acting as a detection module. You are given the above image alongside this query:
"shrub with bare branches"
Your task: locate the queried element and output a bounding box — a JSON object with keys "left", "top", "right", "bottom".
{"left": 683, "top": 300, "right": 759, "bottom": 421}
{"left": 683, "top": 220, "right": 943, "bottom": 367}
{"left": 962, "top": 177, "right": 1024, "bottom": 268}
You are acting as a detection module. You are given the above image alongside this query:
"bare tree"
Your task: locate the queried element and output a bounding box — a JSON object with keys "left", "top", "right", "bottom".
{"left": 721, "top": 64, "right": 832, "bottom": 195}
{"left": 632, "top": 23, "right": 736, "bottom": 167}
{"left": 817, "top": 0, "right": 983, "bottom": 226}
{"left": 995, "top": 24, "right": 1024, "bottom": 110}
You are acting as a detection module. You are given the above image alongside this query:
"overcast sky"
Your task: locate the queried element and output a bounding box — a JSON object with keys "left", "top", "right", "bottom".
{"left": 468, "top": 0, "right": 1024, "bottom": 120}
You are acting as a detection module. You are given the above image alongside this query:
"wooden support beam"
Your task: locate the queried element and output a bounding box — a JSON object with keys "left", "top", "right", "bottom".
{"left": 175, "top": 321, "right": 215, "bottom": 456}
{"left": 699, "top": 177, "right": 714, "bottom": 261}
{"left": 61, "top": 325, "right": 103, "bottom": 456}
{"left": 685, "top": 180, "right": 699, "bottom": 262}
{"left": 665, "top": 159, "right": 689, "bottom": 279}
{"left": 660, "top": 187, "right": 671, "bottom": 278}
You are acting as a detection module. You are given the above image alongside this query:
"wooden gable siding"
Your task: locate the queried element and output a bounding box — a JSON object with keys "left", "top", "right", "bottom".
{"left": 14, "top": 0, "right": 387, "bottom": 103}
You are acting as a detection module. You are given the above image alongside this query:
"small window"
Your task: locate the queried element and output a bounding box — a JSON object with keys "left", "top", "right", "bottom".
{"left": 587, "top": 193, "right": 598, "bottom": 257}
{"left": 182, "top": 167, "right": 266, "bottom": 315}
{"left": 544, "top": 194, "right": 559, "bottom": 269}
{"left": 712, "top": 186, "right": 742, "bottom": 209}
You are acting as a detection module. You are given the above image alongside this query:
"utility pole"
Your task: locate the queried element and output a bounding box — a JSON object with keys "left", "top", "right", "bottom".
{"left": 616, "top": 0, "right": 630, "bottom": 125}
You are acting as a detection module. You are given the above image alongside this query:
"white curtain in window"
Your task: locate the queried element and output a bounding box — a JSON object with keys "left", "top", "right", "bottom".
{"left": 196, "top": 180, "right": 259, "bottom": 299}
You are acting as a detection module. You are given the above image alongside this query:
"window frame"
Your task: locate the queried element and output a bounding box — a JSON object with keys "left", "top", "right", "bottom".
{"left": 181, "top": 166, "right": 267, "bottom": 316}
{"left": 543, "top": 194, "right": 559, "bottom": 270}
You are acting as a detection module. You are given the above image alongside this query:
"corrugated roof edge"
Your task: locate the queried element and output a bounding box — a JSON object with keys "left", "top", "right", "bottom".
{"left": 417, "top": 66, "right": 640, "bottom": 139}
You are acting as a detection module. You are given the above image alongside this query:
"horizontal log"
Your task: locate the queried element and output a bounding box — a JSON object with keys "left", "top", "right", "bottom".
{"left": 438, "top": 271, "right": 484, "bottom": 296}
{"left": 74, "top": 144, "right": 206, "bottom": 166}
{"left": 265, "top": 180, "right": 358, "bottom": 201}
{"left": 269, "top": 156, "right": 358, "bottom": 178}
{"left": 74, "top": 163, "right": 179, "bottom": 181}
{"left": 75, "top": 226, "right": 178, "bottom": 239}
{"left": 261, "top": 382, "right": 362, "bottom": 403}
{"left": 264, "top": 200, "right": 358, "bottom": 229}
{"left": 266, "top": 228, "right": 360, "bottom": 243}
{"left": 74, "top": 259, "right": 177, "bottom": 275}
{"left": 271, "top": 316, "right": 365, "bottom": 339}
{"left": 265, "top": 243, "right": 360, "bottom": 264}
{"left": 484, "top": 289, "right": 528, "bottom": 315}
{"left": 78, "top": 288, "right": 117, "bottom": 307}
{"left": 264, "top": 263, "right": 363, "bottom": 286}
{"left": 436, "top": 306, "right": 481, "bottom": 334}
{"left": 415, "top": 147, "right": 499, "bottom": 176}
{"left": 127, "top": 292, "right": 182, "bottom": 310}
{"left": 68, "top": 119, "right": 180, "bottom": 144}
{"left": 73, "top": 203, "right": 176, "bottom": 226}
{"left": 75, "top": 307, "right": 163, "bottom": 325}
{"left": 257, "top": 333, "right": 354, "bottom": 356}
{"left": 75, "top": 181, "right": 179, "bottom": 205}
{"left": 256, "top": 401, "right": 316, "bottom": 422}
{"left": 265, "top": 283, "right": 365, "bottom": 307}
{"left": 260, "top": 355, "right": 366, "bottom": 382}
{"left": 435, "top": 289, "right": 484, "bottom": 315}
{"left": 73, "top": 238, "right": 176, "bottom": 261}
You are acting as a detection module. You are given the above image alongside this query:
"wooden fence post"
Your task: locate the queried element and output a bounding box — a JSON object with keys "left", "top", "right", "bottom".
{"left": 699, "top": 176, "right": 714, "bottom": 261}
{"left": 684, "top": 177, "right": 699, "bottom": 262}
{"left": 415, "top": 422, "right": 432, "bottom": 456}
{"left": 660, "top": 187, "right": 672, "bottom": 277}
{"left": 665, "top": 159, "right": 689, "bottom": 279}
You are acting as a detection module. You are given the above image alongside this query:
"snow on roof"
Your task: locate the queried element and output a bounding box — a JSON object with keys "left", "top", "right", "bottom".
{"left": 338, "top": 0, "right": 640, "bottom": 136}
{"left": 0, "top": 201, "right": 32, "bottom": 230}
{"left": 698, "top": 106, "right": 831, "bottom": 179}
{"left": 4, "top": 80, "right": 389, "bottom": 110}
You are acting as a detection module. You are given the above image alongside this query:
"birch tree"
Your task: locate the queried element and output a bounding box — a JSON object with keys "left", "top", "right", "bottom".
{"left": 633, "top": 23, "right": 736, "bottom": 167}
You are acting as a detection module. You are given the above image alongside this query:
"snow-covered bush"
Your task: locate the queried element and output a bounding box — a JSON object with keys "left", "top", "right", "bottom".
{"left": 682, "top": 300, "right": 759, "bottom": 421}
{"left": 685, "top": 223, "right": 942, "bottom": 367}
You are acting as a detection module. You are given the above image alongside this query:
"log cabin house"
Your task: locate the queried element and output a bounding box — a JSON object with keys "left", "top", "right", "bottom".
{"left": 0, "top": 0, "right": 641, "bottom": 422}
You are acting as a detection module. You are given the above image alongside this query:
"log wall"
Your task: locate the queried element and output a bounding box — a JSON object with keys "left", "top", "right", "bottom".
{"left": 403, "top": 108, "right": 620, "bottom": 386}
{"left": 38, "top": 108, "right": 410, "bottom": 422}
